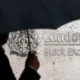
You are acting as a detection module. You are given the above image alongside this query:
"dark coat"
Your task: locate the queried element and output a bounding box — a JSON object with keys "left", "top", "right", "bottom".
{"left": 0, "top": 46, "right": 40, "bottom": 80}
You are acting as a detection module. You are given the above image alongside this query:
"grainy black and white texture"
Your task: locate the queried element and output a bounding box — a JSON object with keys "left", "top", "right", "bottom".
{"left": 3, "top": 20, "right": 80, "bottom": 80}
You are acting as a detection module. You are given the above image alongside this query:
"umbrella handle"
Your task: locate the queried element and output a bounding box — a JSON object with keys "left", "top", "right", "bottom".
{"left": 27, "top": 29, "right": 32, "bottom": 52}
{"left": 27, "top": 29, "right": 37, "bottom": 56}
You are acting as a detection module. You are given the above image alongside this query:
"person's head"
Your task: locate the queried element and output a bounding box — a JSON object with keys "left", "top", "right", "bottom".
{"left": 0, "top": 33, "right": 9, "bottom": 46}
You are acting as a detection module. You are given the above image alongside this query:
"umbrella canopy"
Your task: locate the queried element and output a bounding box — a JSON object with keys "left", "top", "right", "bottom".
{"left": 0, "top": 0, "right": 80, "bottom": 34}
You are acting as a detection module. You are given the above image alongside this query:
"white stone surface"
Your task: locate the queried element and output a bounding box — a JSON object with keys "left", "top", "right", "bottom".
{"left": 3, "top": 19, "right": 80, "bottom": 80}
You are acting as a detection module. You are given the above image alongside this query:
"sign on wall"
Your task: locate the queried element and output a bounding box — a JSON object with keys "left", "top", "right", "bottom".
{"left": 3, "top": 20, "right": 80, "bottom": 80}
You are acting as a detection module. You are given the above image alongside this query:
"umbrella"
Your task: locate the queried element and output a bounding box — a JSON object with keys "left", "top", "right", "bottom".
{"left": 0, "top": 0, "right": 52, "bottom": 34}
{"left": 1, "top": 0, "right": 80, "bottom": 52}
{"left": 1, "top": 0, "right": 80, "bottom": 34}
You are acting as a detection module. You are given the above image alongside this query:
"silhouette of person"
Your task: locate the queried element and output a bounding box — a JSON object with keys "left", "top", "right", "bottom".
{"left": 0, "top": 33, "right": 40, "bottom": 80}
